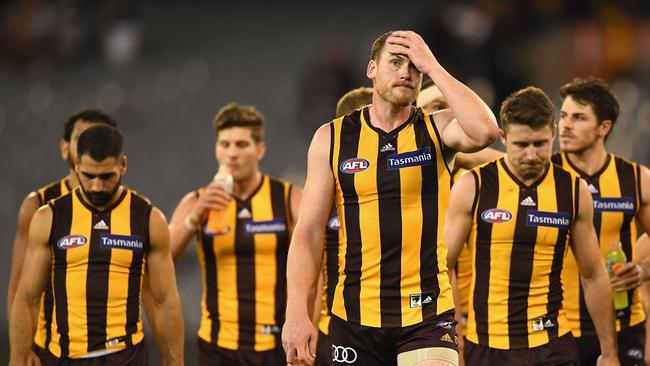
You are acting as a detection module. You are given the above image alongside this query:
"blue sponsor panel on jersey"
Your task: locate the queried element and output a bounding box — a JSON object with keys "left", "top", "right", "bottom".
{"left": 100, "top": 234, "right": 145, "bottom": 251}
{"left": 526, "top": 210, "right": 570, "bottom": 228}
{"left": 386, "top": 147, "right": 433, "bottom": 170}
{"left": 244, "top": 219, "right": 287, "bottom": 234}
{"left": 592, "top": 197, "right": 635, "bottom": 213}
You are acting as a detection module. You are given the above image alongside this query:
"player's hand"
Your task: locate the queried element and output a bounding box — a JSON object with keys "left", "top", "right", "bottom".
{"left": 9, "top": 350, "right": 41, "bottom": 366}
{"left": 282, "top": 314, "right": 317, "bottom": 366}
{"left": 610, "top": 262, "right": 646, "bottom": 291}
{"left": 190, "top": 182, "right": 232, "bottom": 224}
{"left": 385, "top": 30, "right": 438, "bottom": 75}
{"left": 596, "top": 354, "right": 620, "bottom": 366}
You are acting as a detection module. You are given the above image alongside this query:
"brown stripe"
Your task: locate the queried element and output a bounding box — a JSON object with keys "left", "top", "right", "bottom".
{"left": 198, "top": 223, "right": 219, "bottom": 343}
{"left": 236, "top": 199, "right": 256, "bottom": 349}
{"left": 86, "top": 212, "right": 112, "bottom": 352}
{"left": 270, "top": 179, "right": 289, "bottom": 326}
{"left": 50, "top": 194, "right": 73, "bottom": 357}
{"left": 125, "top": 193, "right": 150, "bottom": 346}
{"left": 506, "top": 180, "right": 538, "bottom": 349}
{"left": 546, "top": 168, "right": 573, "bottom": 341}
{"left": 474, "top": 161, "right": 499, "bottom": 345}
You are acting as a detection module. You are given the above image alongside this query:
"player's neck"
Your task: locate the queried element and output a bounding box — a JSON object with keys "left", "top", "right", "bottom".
{"left": 504, "top": 156, "right": 547, "bottom": 187}
{"left": 368, "top": 96, "right": 412, "bottom": 133}
{"left": 232, "top": 171, "right": 262, "bottom": 201}
{"left": 565, "top": 144, "right": 609, "bottom": 176}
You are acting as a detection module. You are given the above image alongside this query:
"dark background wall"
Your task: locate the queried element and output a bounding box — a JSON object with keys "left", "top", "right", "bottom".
{"left": 1, "top": 0, "right": 649, "bottom": 363}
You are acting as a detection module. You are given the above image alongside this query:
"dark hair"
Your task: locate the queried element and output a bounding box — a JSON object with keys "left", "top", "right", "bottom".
{"left": 213, "top": 103, "right": 265, "bottom": 143}
{"left": 336, "top": 87, "right": 373, "bottom": 117}
{"left": 77, "top": 125, "right": 124, "bottom": 161}
{"left": 63, "top": 108, "right": 117, "bottom": 142}
{"left": 500, "top": 86, "right": 555, "bottom": 130}
{"left": 559, "top": 77, "right": 619, "bottom": 126}
{"left": 371, "top": 31, "right": 395, "bottom": 61}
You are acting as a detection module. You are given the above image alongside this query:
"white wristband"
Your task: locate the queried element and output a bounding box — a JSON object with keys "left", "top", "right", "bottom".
{"left": 184, "top": 215, "right": 199, "bottom": 231}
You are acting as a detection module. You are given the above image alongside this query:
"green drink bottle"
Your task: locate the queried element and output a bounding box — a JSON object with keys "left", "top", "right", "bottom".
{"left": 606, "top": 241, "right": 628, "bottom": 310}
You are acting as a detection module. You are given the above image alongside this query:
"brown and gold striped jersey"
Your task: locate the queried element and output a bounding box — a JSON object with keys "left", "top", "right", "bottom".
{"left": 329, "top": 106, "right": 454, "bottom": 328}
{"left": 36, "top": 178, "right": 72, "bottom": 207}
{"left": 33, "top": 178, "right": 72, "bottom": 349}
{"left": 196, "top": 175, "right": 293, "bottom": 351}
{"left": 552, "top": 152, "right": 645, "bottom": 337}
{"left": 44, "top": 188, "right": 150, "bottom": 358}
{"left": 466, "top": 158, "right": 578, "bottom": 349}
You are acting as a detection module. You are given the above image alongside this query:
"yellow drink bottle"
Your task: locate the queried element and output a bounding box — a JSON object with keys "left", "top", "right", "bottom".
{"left": 206, "top": 170, "right": 233, "bottom": 234}
{"left": 606, "top": 241, "right": 629, "bottom": 310}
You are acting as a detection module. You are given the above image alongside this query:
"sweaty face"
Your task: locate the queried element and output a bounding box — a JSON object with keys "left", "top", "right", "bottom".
{"left": 558, "top": 96, "right": 608, "bottom": 154}
{"left": 502, "top": 124, "right": 555, "bottom": 180}
{"left": 64, "top": 121, "right": 98, "bottom": 169}
{"left": 76, "top": 155, "right": 125, "bottom": 208}
{"left": 370, "top": 51, "right": 422, "bottom": 107}
{"left": 215, "top": 127, "right": 265, "bottom": 182}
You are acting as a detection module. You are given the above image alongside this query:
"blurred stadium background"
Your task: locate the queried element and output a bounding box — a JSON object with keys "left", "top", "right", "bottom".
{"left": 1, "top": 0, "right": 649, "bottom": 362}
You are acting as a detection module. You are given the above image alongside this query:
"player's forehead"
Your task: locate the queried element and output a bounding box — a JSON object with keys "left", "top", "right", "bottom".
{"left": 217, "top": 127, "right": 255, "bottom": 142}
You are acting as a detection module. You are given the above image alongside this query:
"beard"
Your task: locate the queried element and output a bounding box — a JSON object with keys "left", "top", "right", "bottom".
{"left": 377, "top": 84, "right": 419, "bottom": 107}
{"left": 80, "top": 177, "right": 121, "bottom": 207}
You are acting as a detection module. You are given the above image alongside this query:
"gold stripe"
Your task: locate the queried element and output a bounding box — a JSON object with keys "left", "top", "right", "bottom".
{"left": 214, "top": 200, "right": 239, "bottom": 349}
{"left": 252, "top": 177, "right": 278, "bottom": 351}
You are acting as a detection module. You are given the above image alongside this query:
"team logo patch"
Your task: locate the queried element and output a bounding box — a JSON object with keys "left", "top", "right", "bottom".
{"left": 593, "top": 197, "right": 635, "bottom": 213}
{"left": 244, "top": 219, "right": 286, "bottom": 234}
{"left": 259, "top": 324, "right": 281, "bottom": 335}
{"left": 100, "top": 234, "right": 144, "bottom": 251}
{"left": 481, "top": 208, "right": 512, "bottom": 223}
{"left": 526, "top": 210, "right": 570, "bottom": 228}
{"left": 531, "top": 317, "right": 555, "bottom": 332}
{"left": 340, "top": 158, "right": 370, "bottom": 174}
{"left": 387, "top": 147, "right": 432, "bottom": 170}
{"left": 410, "top": 292, "right": 436, "bottom": 308}
{"left": 436, "top": 321, "right": 455, "bottom": 329}
{"left": 327, "top": 216, "right": 340, "bottom": 230}
{"left": 56, "top": 234, "right": 88, "bottom": 250}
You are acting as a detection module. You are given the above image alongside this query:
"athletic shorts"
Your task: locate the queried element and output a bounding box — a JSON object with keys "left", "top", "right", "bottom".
{"left": 315, "top": 330, "right": 332, "bottom": 366}
{"left": 34, "top": 339, "right": 148, "bottom": 366}
{"left": 198, "top": 337, "right": 285, "bottom": 366}
{"left": 464, "top": 333, "right": 578, "bottom": 366}
{"left": 576, "top": 322, "right": 645, "bottom": 366}
{"left": 329, "top": 311, "right": 458, "bottom": 366}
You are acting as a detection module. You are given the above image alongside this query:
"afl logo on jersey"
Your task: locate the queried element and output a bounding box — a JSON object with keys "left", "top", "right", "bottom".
{"left": 340, "top": 158, "right": 370, "bottom": 174}
{"left": 481, "top": 208, "right": 513, "bottom": 223}
{"left": 56, "top": 234, "right": 88, "bottom": 250}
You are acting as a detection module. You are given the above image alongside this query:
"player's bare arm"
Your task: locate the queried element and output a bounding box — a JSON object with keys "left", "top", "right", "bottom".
{"left": 146, "top": 207, "right": 185, "bottom": 366}
{"left": 282, "top": 124, "right": 334, "bottom": 366}
{"left": 571, "top": 179, "right": 619, "bottom": 366}
{"left": 611, "top": 165, "right": 650, "bottom": 291}
{"left": 9, "top": 205, "right": 54, "bottom": 366}
{"left": 386, "top": 30, "right": 498, "bottom": 153}
{"left": 7, "top": 192, "right": 41, "bottom": 319}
